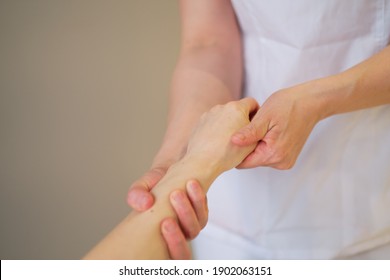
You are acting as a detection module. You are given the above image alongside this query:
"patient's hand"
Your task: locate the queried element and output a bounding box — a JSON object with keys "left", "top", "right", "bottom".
{"left": 126, "top": 98, "right": 259, "bottom": 260}
{"left": 153, "top": 98, "right": 260, "bottom": 259}
{"left": 84, "top": 98, "right": 260, "bottom": 260}
{"left": 155, "top": 98, "right": 259, "bottom": 259}
{"left": 185, "top": 97, "right": 259, "bottom": 172}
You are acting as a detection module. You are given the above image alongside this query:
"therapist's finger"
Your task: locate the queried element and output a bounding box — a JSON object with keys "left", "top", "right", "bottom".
{"left": 127, "top": 186, "right": 154, "bottom": 212}
{"left": 161, "top": 217, "right": 192, "bottom": 260}
{"left": 170, "top": 189, "right": 201, "bottom": 240}
{"left": 236, "top": 140, "right": 268, "bottom": 169}
{"left": 186, "top": 180, "right": 208, "bottom": 229}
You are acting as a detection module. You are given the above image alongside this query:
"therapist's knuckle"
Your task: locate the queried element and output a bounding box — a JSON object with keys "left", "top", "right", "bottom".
{"left": 270, "top": 149, "right": 288, "bottom": 167}
{"left": 276, "top": 162, "right": 292, "bottom": 170}
{"left": 200, "top": 214, "right": 208, "bottom": 229}
{"left": 275, "top": 157, "right": 295, "bottom": 170}
{"left": 186, "top": 224, "right": 201, "bottom": 240}
{"left": 180, "top": 203, "right": 194, "bottom": 218}
{"left": 150, "top": 166, "right": 167, "bottom": 178}
{"left": 192, "top": 194, "right": 205, "bottom": 208}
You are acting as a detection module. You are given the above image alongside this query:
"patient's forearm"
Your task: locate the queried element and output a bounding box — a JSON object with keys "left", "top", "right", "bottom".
{"left": 83, "top": 156, "right": 221, "bottom": 259}
{"left": 83, "top": 98, "right": 258, "bottom": 259}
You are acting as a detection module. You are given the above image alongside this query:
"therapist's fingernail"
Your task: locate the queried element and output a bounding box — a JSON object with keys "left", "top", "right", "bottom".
{"left": 171, "top": 190, "right": 185, "bottom": 203}
{"left": 138, "top": 194, "right": 151, "bottom": 210}
{"left": 162, "top": 219, "right": 176, "bottom": 233}
{"left": 232, "top": 133, "right": 245, "bottom": 142}
{"left": 186, "top": 180, "right": 199, "bottom": 197}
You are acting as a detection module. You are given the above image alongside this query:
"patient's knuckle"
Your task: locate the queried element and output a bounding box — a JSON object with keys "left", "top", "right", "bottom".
{"left": 227, "top": 101, "right": 243, "bottom": 113}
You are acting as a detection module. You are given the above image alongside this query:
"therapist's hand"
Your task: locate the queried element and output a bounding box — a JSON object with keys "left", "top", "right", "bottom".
{"left": 127, "top": 163, "right": 172, "bottom": 212}
{"left": 128, "top": 171, "right": 208, "bottom": 259}
{"left": 161, "top": 180, "right": 208, "bottom": 259}
{"left": 232, "top": 83, "right": 323, "bottom": 169}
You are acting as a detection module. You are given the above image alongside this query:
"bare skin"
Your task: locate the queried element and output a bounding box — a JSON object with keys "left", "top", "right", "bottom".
{"left": 128, "top": 1, "right": 390, "bottom": 259}
{"left": 127, "top": 0, "right": 243, "bottom": 258}
{"left": 83, "top": 98, "right": 258, "bottom": 259}
{"left": 233, "top": 45, "right": 390, "bottom": 169}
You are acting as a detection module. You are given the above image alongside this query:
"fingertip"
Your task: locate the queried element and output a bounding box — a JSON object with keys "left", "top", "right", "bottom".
{"left": 185, "top": 179, "right": 201, "bottom": 198}
{"left": 170, "top": 189, "right": 186, "bottom": 205}
{"left": 138, "top": 194, "right": 154, "bottom": 211}
{"left": 186, "top": 180, "right": 208, "bottom": 231}
{"left": 170, "top": 188, "right": 202, "bottom": 240}
{"left": 161, "top": 218, "right": 191, "bottom": 260}
{"left": 127, "top": 189, "right": 154, "bottom": 211}
{"left": 231, "top": 132, "right": 247, "bottom": 146}
{"left": 187, "top": 179, "right": 200, "bottom": 187}
{"left": 161, "top": 217, "right": 178, "bottom": 234}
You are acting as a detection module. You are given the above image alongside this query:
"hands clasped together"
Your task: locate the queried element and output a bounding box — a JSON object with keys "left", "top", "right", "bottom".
{"left": 128, "top": 88, "right": 321, "bottom": 259}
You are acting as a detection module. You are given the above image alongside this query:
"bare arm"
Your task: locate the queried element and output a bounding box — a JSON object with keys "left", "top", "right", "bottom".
{"left": 157, "top": 0, "right": 244, "bottom": 164}
{"left": 128, "top": 0, "right": 243, "bottom": 211}
{"left": 316, "top": 45, "right": 390, "bottom": 119}
{"left": 84, "top": 98, "right": 258, "bottom": 259}
{"left": 126, "top": 0, "right": 243, "bottom": 259}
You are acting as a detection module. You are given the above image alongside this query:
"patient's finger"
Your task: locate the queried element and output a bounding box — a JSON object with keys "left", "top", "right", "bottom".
{"left": 238, "top": 97, "right": 259, "bottom": 116}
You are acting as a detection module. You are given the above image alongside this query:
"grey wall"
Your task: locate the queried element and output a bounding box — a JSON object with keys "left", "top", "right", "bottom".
{"left": 0, "top": 0, "right": 179, "bottom": 259}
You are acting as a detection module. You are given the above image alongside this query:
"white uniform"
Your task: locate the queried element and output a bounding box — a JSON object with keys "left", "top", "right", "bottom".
{"left": 193, "top": 0, "right": 390, "bottom": 259}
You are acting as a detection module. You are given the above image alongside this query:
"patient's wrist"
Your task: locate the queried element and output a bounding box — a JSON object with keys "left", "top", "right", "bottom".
{"left": 179, "top": 154, "right": 222, "bottom": 181}
{"left": 151, "top": 153, "right": 220, "bottom": 198}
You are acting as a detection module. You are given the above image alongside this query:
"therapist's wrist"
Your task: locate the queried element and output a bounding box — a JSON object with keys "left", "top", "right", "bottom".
{"left": 306, "top": 74, "right": 357, "bottom": 121}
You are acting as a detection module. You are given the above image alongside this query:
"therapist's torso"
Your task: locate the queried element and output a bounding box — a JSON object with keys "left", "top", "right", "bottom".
{"left": 193, "top": 0, "right": 390, "bottom": 259}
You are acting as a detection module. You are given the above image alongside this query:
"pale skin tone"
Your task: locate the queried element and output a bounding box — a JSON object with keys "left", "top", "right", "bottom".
{"left": 233, "top": 45, "right": 390, "bottom": 169}
{"left": 83, "top": 98, "right": 258, "bottom": 259}
{"left": 128, "top": 0, "right": 390, "bottom": 259}
{"left": 127, "top": 0, "right": 243, "bottom": 259}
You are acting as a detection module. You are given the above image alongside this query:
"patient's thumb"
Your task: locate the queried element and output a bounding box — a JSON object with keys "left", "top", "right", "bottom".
{"left": 231, "top": 119, "right": 267, "bottom": 146}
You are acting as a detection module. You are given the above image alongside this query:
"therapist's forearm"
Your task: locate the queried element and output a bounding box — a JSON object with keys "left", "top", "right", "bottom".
{"left": 155, "top": 58, "right": 243, "bottom": 169}
{"left": 153, "top": 35, "right": 243, "bottom": 167}
{"left": 311, "top": 45, "right": 390, "bottom": 120}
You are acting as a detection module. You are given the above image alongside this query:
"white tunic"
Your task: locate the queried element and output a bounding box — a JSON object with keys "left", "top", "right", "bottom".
{"left": 193, "top": 0, "right": 390, "bottom": 259}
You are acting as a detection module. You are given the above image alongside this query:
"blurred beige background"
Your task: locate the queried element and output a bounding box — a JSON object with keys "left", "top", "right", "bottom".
{"left": 0, "top": 0, "right": 179, "bottom": 259}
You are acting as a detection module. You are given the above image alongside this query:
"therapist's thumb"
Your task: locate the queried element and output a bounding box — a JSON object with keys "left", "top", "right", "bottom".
{"left": 231, "top": 114, "right": 268, "bottom": 146}
{"left": 127, "top": 167, "right": 167, "bottom": 211}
